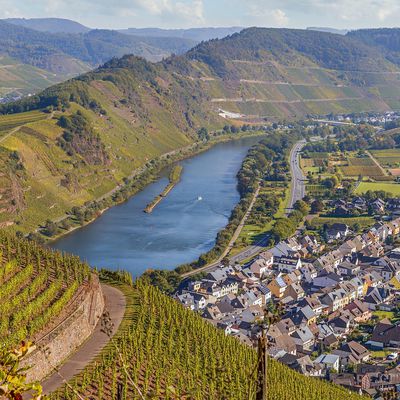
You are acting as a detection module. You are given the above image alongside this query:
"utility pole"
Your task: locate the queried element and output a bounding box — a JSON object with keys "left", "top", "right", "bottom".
{"left": 256, "top": 322, "right": 268, "bottom": 400}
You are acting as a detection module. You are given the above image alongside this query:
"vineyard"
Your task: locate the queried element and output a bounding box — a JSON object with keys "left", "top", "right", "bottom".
{"left": 0, "top": 110, "right": 47, "bottom": 133}
{"left": 0, "top": 232, "right": 90, "bottom": 349}
{"left": 50, "top": 279, "right": 367, "bottom": 400}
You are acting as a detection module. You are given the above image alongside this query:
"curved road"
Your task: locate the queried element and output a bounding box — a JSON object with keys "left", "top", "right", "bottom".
{"left": 41, "top": 284, "right": 126, "bottom": 394}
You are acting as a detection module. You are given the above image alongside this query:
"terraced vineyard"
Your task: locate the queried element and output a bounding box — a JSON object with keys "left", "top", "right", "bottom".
{"left": 0, "top": 232, "right": 90, "bottom": 349}
{"left": 0, "top": 110, "right": 47, "bottom": 134}
{"left": 49, "top": 279, "right": 367, "bottom": 400}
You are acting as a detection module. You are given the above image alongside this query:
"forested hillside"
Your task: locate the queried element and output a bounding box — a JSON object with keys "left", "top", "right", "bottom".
{"left": 347, "top": 28, "right": 400, "bottom": 66}
{"left": 2, "top": 27, "right": 400, "bottom": 234}
{"left": 49, "top": 275, "right": 368, "bottom": 400}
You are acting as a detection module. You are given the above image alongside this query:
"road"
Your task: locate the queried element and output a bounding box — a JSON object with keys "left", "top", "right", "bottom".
{"left": 181, "top": 139, "right": 307, "bottom": 278}
{"left": 41, "top": 284, "right": 126, "bottom": 395}
{"left": 286, "top": 139, "right": 307, "bottom": 213}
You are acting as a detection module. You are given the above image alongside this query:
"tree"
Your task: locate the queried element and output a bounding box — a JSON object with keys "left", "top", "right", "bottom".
{"left": 311, "top": 200, "right": 324, "bottom": 214}
{"left": 293, "top": 200, "right": 310, "bottom": 216}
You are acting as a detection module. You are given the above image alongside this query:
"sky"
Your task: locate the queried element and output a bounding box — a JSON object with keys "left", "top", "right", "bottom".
{"left": 0, "top": 0, "right": 400, "bottom": 30}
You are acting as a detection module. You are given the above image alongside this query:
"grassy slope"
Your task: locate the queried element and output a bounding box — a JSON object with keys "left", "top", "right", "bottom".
{"left": 0, "top": 56, "right": 69, "bottom": 98}
{"left": 50, "top": 279, "right": 368, "bottom": 400}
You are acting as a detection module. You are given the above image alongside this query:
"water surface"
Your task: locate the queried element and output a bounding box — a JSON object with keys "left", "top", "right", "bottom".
{"left": 52, "top": 136, "right": 261, "bottom": 276}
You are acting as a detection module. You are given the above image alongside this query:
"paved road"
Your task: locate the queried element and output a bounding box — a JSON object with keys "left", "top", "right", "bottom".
{"left": 286, "top": 139, "right": 307, "bottom": 213}
{"left": 41, "top": 284, "right": 126, "bottom": 395}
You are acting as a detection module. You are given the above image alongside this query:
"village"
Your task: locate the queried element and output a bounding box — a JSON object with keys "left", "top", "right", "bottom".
{"left": 175, "top": 196, "right": 400, "bottom": 398}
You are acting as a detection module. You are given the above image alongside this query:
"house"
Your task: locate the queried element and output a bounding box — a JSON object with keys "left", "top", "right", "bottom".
{"left": 289, "top": 305, "right": 317, "bottom": 326}
{"left": 284, "top": 282, "right": 305, "bottom": 301}
{"left": 283, "top": 270, "right": 302, "bottom": 285}
{"left": 370, "top": 198, "right": 385, "bottom": 214}
{"left": 249, "top": 259, "right": 271, "bottom": 279}
{"left": 332, "top": 341, "right": 370, "bottom": 366}
{"left": 343, "top": 300, "right": 372, "bottom": 323}
{"left": 205, "top": 266, "right": 235, "bottom": 283}
{"left": 299, "top": 296, "right": 324, "bottom": 316}
{"left": 299, "top": 235, "right": 324, "bottom": 255}
{"left": 203, "top": 279, "right": 239, "bottom": 298}
{"left": 314, "top": 250, "right": 344, "bottom": 269}
{"left": 329, "top": 314, "right": 352, "bottom": 335}
{"left": 314, "top": 354, "right": 340, "bottom": 374}
{"left": 337, "top": 261, "right": 360, "bottom": 277}
{"left": 276, "top": 256, "right": 302, "bottom": 273}
{"left": 364, "top": 287, "right": 393, "bottom": 310}
{"left": 326, "top": 223, "right": 350, "bottom": 242}
{"left": 267, "top": 276, "right": 287, "bottom": 298}
{"left": 271, "top": 238, "right": 301, "bottom": 257}
{"left": 176, "top": 292, "right": 195, "bottom": 310}
{"left": 300, "top": 263, "right": 317, "bottom": 283}
{"left": 269, "top": 333, "right": 297, "bottom": 355}
{"left": 312, "top": 272, "right": 342, "bottom": 290}
{"left": 291, "top": 325, "right": 315, "bottom": 351}
{"left": 367, "top": 319, "right": 400, "bottom": 349}
{"left": 258, "top": 251, "right": 274, "bottom": 267}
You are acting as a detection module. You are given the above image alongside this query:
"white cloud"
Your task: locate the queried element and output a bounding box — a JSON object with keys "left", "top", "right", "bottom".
{"left": 271, "top": 9, "right": 288, "bottom": 26}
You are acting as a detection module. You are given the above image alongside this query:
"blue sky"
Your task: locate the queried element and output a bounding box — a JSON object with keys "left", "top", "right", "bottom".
{"left": 1, "top": 0, "right": 399, "bottom": 30}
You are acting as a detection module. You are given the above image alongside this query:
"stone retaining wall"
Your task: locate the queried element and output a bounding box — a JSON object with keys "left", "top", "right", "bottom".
{"left": 21, "top": 275, "right": 104, "bottom": 382}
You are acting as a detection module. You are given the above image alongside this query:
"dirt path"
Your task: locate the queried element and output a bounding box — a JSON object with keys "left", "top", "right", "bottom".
{"left": 41, "top": 284, "right": 126, "bottom": 394}
{"left": 366, "top": 150, "right": 389, "bottom": 176}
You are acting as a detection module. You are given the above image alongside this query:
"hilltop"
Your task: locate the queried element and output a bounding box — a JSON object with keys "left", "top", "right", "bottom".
{"left": 5, "top": 17, "right": 91, "bottom": 34}
{"left": 2, "top": 27, "right": 400, "bottom": 234}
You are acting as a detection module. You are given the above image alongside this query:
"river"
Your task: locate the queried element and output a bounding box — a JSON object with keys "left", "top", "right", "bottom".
{"left": 52, "top": 136, "right": 262, "bottom": 277}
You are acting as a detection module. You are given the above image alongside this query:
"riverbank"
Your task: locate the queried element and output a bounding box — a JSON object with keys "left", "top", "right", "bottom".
{"left": 41, "top": 131, "right": 265, "bottom": 244}
{"left": 144, "top": 165, "right": 183, "bottom": 213}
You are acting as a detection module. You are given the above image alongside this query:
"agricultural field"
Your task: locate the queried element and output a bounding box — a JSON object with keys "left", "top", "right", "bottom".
{"left": 0, "top": 232, "right": 90, "bottom": 349}
{"left": 370, "top": 148, "right": 400, "bottom": 168}
{"left": 49, "top": 277, "right": 368, "bottom": 400}
{"left": 232, "top": 184, "right": 289, "bottom": 255}
{"left": 0, "top": 110, "right": 48, "bottom": 134}
{"left": 308, "top": 216, "right": 375, "bottom": 230}
{"left": 355, "top": 182, "right": 400, "bottom": 196}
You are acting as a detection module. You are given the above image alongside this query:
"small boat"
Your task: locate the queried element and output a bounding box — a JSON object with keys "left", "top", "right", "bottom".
{"left": 197, "top": 196, "right": 203, "bottom": 201}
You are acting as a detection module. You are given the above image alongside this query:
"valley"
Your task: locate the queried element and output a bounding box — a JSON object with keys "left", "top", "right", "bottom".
{"left": 3, "top": 24, "right": 400, "bottom": 400}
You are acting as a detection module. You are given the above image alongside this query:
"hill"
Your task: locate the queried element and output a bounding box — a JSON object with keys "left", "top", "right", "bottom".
{"left": 0, "top": 20, "right": 197, "bottom": 98}
{"left": 120, "top": 26, "right": 243, "bottom": 41}
{"left": 47, "top": 273, "right": 367, "bottom": 400}
{"left": 0, "top": 56, "right": 62, "bottom": 102}
{"left": 2, "top": 27, "right": 400, "bottom": 234}
{"left": 347, "top": 28, "right": 400, "bottom": 66}
{"left": 5, "top": 17, "right": 91, "bottom": 34}
{"left": 307, "top": 27, "right": 349, "bottom": 35}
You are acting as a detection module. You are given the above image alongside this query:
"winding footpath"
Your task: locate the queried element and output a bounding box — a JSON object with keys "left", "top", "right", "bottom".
{"left": 41, "top": 284, "right": 126, "bottom": 394}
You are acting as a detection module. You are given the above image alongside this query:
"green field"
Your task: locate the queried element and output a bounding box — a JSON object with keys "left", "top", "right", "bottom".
{"left": 370, "top": 149, "right": 400, "bottom": 167}
{"left": 309, "top": 216, "right": 375, "bottom": 229}
{"left": 355, "top": 181, "right": 400, "bottom": 195}
{"left": 0, "top": 110, "right": 48, "bottom": 134}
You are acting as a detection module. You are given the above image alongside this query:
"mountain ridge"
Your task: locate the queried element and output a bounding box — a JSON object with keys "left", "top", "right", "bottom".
{"left": 1, "top": 27, "right": 400, "bottom": 233}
